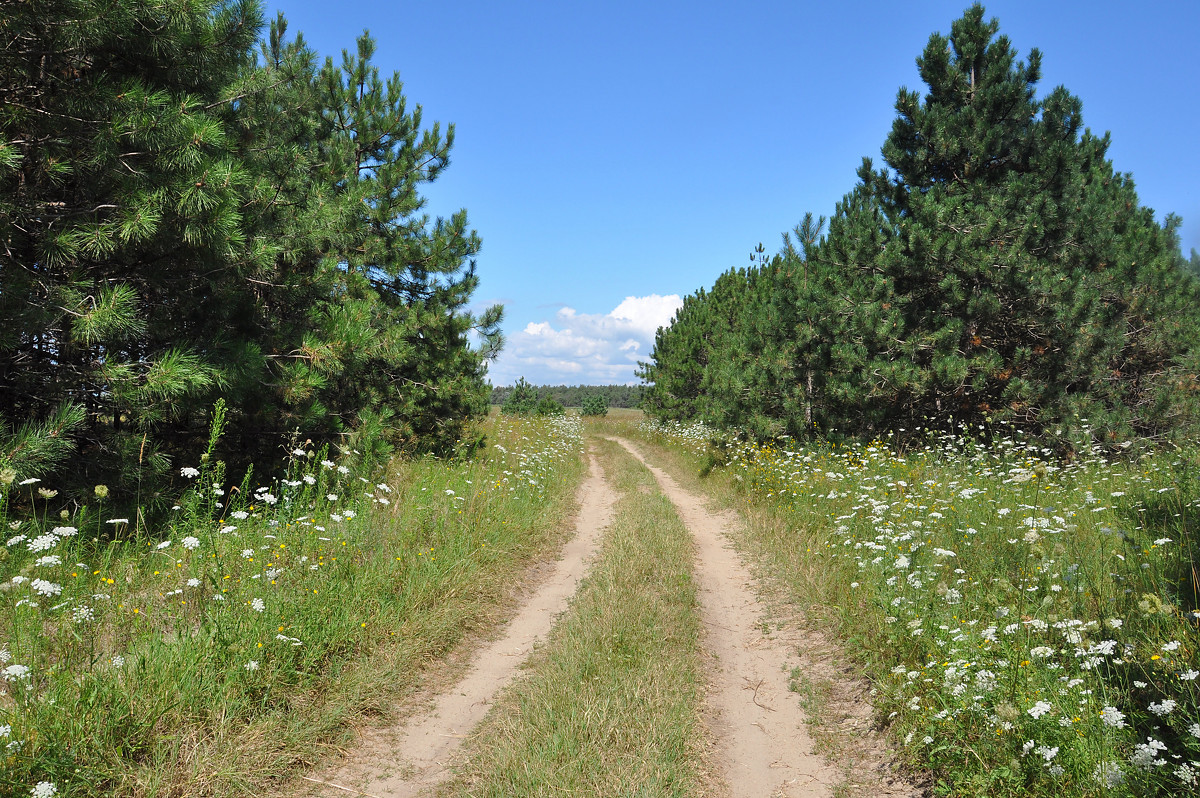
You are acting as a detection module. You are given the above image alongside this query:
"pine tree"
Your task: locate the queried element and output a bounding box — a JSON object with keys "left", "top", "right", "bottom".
{"left": 0, "top": 0, "right": 262, "bottom": 491}
{"left": 811, "top": 3, "right": 1200, "bottom": 443}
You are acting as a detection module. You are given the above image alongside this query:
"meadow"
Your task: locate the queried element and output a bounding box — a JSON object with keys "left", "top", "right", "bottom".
{"left": 0, "top": 409, "right": 585, "bottom": 797}
{"left": 636, "top": 419, "right": 1199, "bottom": 797}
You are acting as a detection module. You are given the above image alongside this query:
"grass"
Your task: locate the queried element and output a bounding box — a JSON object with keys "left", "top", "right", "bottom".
{"left": 634, "top": 418, "right": 1200, "bottom": 797}
{"left": 438, "top": 435, "right": 713, "bottom": 797}
{"left": 0, "top": 412, "right": 585, "bottom": 797}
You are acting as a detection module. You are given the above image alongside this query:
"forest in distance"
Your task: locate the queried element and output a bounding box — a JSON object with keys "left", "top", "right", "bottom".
{"left": 489, "top": 383, "right": 644, "bottom": 409}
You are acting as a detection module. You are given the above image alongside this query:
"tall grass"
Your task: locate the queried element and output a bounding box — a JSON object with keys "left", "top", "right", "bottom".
{"left": 441, "top": 437, "right": 711, "bottom": 796}
{"left": 637, "top": 419, "right": 1199, "bottom": 797}
{"left": 0, "top": 410, "right": 584, "bottom": 797}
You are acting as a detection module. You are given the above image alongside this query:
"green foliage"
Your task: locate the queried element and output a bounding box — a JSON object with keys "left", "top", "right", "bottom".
{"left": 501, "top": 377, "right": 540, "bottom": 415}
{"left": 536, "top": 397, "right": 565, "bottom": 416}
{"left": 579, "top": 394, "right": 609, "bottom": 416}
{"left": 491, "top": 383, "right": 643, "bottom": 409}
{"left": 0, "top": 2, "right": 502, "bottom": 503}
{"left": 641, "top": 4, "right": 1200, "bottom": 450}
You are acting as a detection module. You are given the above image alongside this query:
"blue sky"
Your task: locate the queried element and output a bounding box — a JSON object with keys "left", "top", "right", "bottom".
{"left": 265, "top": 0, "right": 1200, "bottom": 386}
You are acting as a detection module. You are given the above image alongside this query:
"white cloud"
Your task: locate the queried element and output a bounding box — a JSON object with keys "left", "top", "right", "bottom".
{"left": 488, "top": 294, "right": 682, "bottom": 386}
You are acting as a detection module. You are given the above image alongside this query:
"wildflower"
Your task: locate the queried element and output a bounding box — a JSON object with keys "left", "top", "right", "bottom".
{"left": 50, "top": 526, "right": 76, "bottom": 536}
{"left": 29, "top": 781, "right": 56, "bottom": 798}
{"left": 106, "top": 518, "right": 130, "bottom": 525}
{"left": 111, "top": 655, "right": 124, "bottom": 667}
{"left": 894, "top": 555, "right": 910, "bottom": 569}
{"left": 1030, "top": 646, "right": 1055, "bottom": 658}
{"left": 259, "top": 493, "right": 278, "bottom": 505}
{"left": 94, "top": 484, "right": 108, "bottom": 499}
{"left": 30, "top": 579, "right": 62, "bottom": 597}
{"left": 181, "top": 536, "right": 200, "bottom": 550}
{"left": 326, "top": 494, "right": 338, "bottom": 502}
{"left": 1163, "top": 640, "right": 1181, "bottom": 652}
{"left": 245, "top": 660, "right": 259, "bottom": 671}
{"left": 19, "top": 477, "right": 40, "bottom": 486}
{"left": 1180, "top": 669, "right": 1198, "bottom": 681}
{"left": 156, "top": 540, "right": 171, "bottom": 550}
{"left": 1148, "top": 699, "right": 1177, "bottom": 716}
{"left": 231, "top": 511, "right": 249, "bottom": 520}
{"left": 36, "top": 488, "right": 57, "bottom": 499}
{"left": 71, "top": 605, "right": 93, "bottom": 623}
{"left": 250, "top": 598, "right": 265, "bottom": 612}
{"left": 1189, "top": 723, "right": 1200, "bottom": 739}
{"left": 1176, "top": 763, "right": 1197, "bottom": 786}
{"left": 2, "top": 664, "right": 30, "bottom": 681}
{"left": 33, "top": 555, "right": 61, "bottom": 568}
{"left": 1027, "top": 701, "right": 1053, "bottom": 719}
{"left": 1094, "top": 761, "right": 1125, "bottom": 788}
{"left": 1100, "top": 706, "right": 1126, "bottom": 728}
{"left": 187, "top": 578, "right": 200, "bottom": 587}
{"left": 303, "top": 475, "right": 316, "bottom": 485}
{"left": 376, "top": 483, "right": 391, "bottom": 493}
{"left": 337, "top": 465, "right": 350, "bottom": 475}
{"left": 6, "top": 535, "right": 26, "bottom": 547}
{"left": 321, "top": 460, "right": 335, "bottom": 469}
{"left": 1154, "top": 537, "right": 1173, "bottom": 545}
{"left": 0, "top": 467, "right": 15, "bottom": 486}
{"left": 343, "top": 510, "right": 356, "bottom": 519}
{"left": 293, "top": 448, "right": 307, "bottom": 456}
{"left": 1130, "top": 738, "right": 1167, "bottom": 770}
{"left": 445, "top": 489, "right": 455, "bottom": 496}
{"left": 1035, "top": 745, "right": 1059, "bottom": 763}
{"left": 219, "top": 526, "right": 236, "bottom": 534}
{"left": 27, "top": 535, "right": 58, "bottom": 552}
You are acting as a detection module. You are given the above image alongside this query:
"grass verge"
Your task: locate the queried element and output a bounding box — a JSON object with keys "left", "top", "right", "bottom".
{"left": 0, "top": 413, "right": 585, "bottom": 797}
{"left": 437, "top": 436, "right": 712, "bottom": 797}
{"left": 632, "top": 418, "right": 1200, "bottom": 798}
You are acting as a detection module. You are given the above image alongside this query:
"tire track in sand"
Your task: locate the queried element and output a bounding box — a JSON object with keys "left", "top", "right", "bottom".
{"left": 610, "top": 437, "right": 840, "bottom": 798}
{"left": 299, "top": 449, "right": 616, "bottom": 798}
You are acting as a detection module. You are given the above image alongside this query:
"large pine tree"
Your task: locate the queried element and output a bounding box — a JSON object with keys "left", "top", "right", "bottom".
{"left": 817, "top": 3, "right": 1200, "bottom": 442}
{"left": 1, "top": 2, "right": 503, "bottom": 500}
{"left": 642, "top": 4, "right": 1200, "bottom": 447}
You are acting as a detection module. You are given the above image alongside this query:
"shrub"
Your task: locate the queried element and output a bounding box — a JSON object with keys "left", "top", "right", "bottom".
{"left": 579, "top": 394, "right": 608, "bottom": 417}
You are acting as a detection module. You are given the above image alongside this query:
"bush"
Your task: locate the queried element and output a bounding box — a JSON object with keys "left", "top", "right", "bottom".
{"left": 579, "top": 394, "right": 608, "bottom": 417}
{"left": 501, "top": 378, "right": 539, "bottom": 415}
{"left": 536, "top": 397, "right": 565, "bottom": 416}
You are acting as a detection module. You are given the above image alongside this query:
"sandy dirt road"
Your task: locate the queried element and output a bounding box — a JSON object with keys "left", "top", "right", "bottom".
{"left": 298, "top": 449, "right": 617, "bottom": 798}
{"left": 609, "top": 437, "right": 839, "bottom": 798}
{"left": 296, "top": 435, "right": 916, "bottom": 798}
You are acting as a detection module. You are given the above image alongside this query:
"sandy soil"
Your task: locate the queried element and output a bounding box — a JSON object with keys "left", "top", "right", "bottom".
{"left": 293, "top": 436, "right": 921, "bottom": 798}
{"left": 609, "top": 437, "right": 840, "bottom": 797}
{"left": 296, "top": 449, "right": 617, "bottom": 798}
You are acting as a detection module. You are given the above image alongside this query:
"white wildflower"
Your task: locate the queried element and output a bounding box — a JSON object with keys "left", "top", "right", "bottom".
{"left": 27, "top": 535, "right": 58, "bottom": 552}
{"left": 1027, "top": 700, "right": 1053, "bottom": 719}
{"left": 180, "top": 467, "right": 200, "bottom": 478}
{"left": 181, "top": 536, "right": 200, "bottom": 550}
{"left": 30, "top": 579, "right": 62, "bottom": 597}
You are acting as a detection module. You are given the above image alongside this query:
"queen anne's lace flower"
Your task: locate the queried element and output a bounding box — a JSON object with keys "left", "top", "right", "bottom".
{"left": 30, "top": 579, "right": 62, "bottom": 597}
{"left": 1027, "top": 700, "right": 1053, "bottom": 719}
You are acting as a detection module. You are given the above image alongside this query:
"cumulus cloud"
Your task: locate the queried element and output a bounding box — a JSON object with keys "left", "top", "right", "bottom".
{"left": 488, "top": 294, "right": 682, "bottom": 386}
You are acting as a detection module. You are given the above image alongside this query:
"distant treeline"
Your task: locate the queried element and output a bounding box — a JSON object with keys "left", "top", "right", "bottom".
{"left": 490, "top": 384, "right": 643, "bottom": 408}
